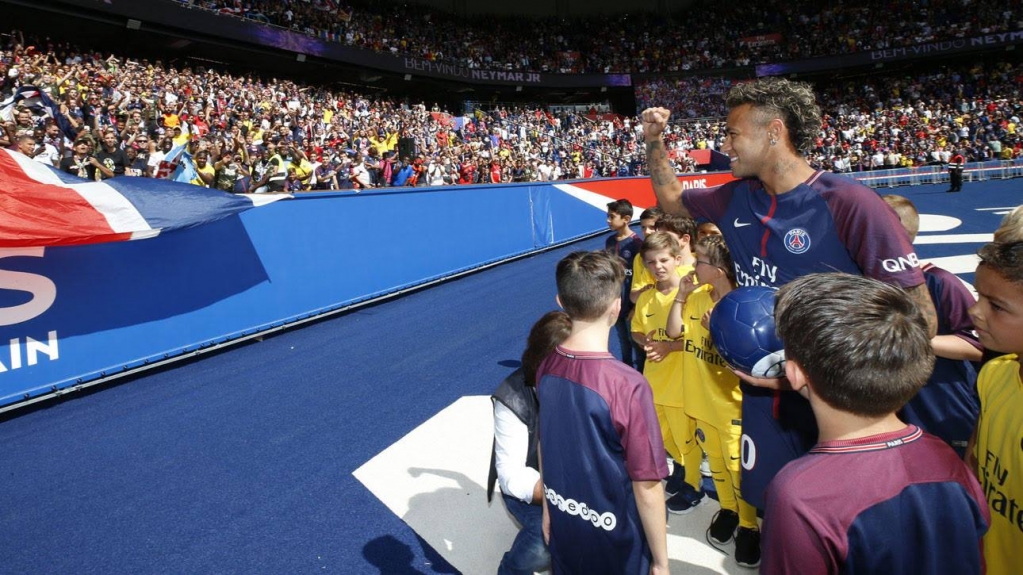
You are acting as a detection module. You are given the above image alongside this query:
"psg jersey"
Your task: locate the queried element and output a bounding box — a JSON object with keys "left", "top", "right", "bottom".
{"left": 536, "top": 347, "right": 667, "bottom": 574}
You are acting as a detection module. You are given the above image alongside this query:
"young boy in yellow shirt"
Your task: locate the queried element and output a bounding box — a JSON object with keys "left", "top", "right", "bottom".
{"left": 968, "top": 240, "right": 1023, "bottom": 575}
{"left": 632, "top": 232, "right": 704, "bottom": 514}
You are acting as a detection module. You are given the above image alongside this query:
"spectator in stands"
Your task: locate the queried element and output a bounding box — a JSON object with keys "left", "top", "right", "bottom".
{"left": 59, "top": 136, "right": 104, "bottom": 180}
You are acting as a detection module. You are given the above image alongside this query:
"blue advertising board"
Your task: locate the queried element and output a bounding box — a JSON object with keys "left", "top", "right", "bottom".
{"left": 0, "top": 179, "right": 648, "bottom": 409}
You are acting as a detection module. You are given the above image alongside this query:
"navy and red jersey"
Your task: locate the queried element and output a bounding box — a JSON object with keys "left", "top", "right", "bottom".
{"left": 761, "top": 425, "right": 989, "bottom": 575}
{"left": 605, "top": 232, "right": 643, "bottom": 315}
{"left": 536, "top": 347, "right": 667, "bottom": 575}
{"left": 682, "top": 171, "right": 923, "bottom": 290}
{"left": 683, "top": 171, "right": 925, "bottom": 509}
{"left": 898, "top": 264, "right": 980, "bottom": 457}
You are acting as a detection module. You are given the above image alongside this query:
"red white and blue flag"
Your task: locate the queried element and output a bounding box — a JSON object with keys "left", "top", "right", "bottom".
{"left": 0, "top": 85, "right": 79, "bottom": 141}
{"left": 0, "top": 148, "right": 289, "bottom": 248}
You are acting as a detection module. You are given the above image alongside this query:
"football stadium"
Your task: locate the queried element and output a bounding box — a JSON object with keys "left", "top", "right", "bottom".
{"left": 1, "top": 1, "right": 1021, "bottom": 573}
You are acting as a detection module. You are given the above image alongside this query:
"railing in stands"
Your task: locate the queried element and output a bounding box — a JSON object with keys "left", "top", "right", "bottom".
{"left": 850, "top": 159, "right": 1023, "bottom": 188}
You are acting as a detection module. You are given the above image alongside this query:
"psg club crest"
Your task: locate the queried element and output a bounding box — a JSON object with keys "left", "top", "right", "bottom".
{"left": 783, "top": 228, "right": 811, "bottom": 254}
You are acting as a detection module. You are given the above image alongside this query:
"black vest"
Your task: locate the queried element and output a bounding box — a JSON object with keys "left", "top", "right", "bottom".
{"left": 487, "top": 368, "right": 540, "bottom": 502}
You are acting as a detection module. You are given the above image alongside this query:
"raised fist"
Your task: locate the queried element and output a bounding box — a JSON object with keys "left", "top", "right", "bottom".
{"left": 641, "top": 107, "right": 671, "bottom": 141}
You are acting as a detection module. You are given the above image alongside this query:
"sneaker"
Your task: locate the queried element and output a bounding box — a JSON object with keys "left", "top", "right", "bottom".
{"left": 664, "top": 463, "right": 685, "bottom": 497}
{"left": 734, "top": 527, "right": 761, "bottom": 568}
{"left": 666, "top": 488, "right": 704, "bottom": 515}
{"left": 700, "top": 454, "right": 712, "bottom": 478}
{"left": 708, "top": 509, "right": 739, "bottom": 544}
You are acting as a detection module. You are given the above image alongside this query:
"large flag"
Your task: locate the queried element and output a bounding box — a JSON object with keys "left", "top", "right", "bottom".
{"left": 0, "top": 148, "right": 289, "bottom": 248}
{"left": 0, "top": 84, "right": 79, "bottom": 141}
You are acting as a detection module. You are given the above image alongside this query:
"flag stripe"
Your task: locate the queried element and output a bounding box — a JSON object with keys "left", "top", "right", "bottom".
{"left": 73, "top": 182, "right": 153, "bottom": 234}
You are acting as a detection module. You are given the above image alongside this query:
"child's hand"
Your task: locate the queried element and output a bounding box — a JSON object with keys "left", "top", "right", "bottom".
{"left": 701, "top": 309, "right": 712, "bottom": 330}
{"left": 732, "top": 369, "right": 790, "bottom": 390}
{"left": 679, "top": 271, "right": 698, "bottom": 297}
{"left": 644, "top": 331, "right": 672, "bottom": 363}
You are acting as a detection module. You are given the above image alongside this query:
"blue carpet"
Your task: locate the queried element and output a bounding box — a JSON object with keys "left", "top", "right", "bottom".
{"left": 0, "top": 233, "right": 606, "bottom": 574}
{"left": 0, "top": 178, "right": 1015, "bottom": 573}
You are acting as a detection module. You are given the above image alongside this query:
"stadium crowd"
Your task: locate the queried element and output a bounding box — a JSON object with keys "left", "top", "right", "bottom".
{"left": 1, "top": 26, "right": 1020, "bottom": 191}
{"left": 182, "top": 0, "right": 1020, "bottom": 74}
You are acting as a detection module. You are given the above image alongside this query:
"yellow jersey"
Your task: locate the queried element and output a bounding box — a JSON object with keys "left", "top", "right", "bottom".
{"left": 631, "top": 285, "right": 685, "bottom": 407}
{"left": 974, "top": 354, "right": 1023, "bottom": 575}
{"left": 680, "top": 287, "right": 742, "bottom": 429}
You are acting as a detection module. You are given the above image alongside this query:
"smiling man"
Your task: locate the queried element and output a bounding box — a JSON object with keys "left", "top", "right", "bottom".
{"left": 641, "top": 78, "right": 938, "bottom": 523}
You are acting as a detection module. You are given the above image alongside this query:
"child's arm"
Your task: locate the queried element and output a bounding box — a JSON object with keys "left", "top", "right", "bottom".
{"left": 539, "top": 445, "right": 550, "bottom": 544}
{"left": 630, "top": 254, "right": 653, "bottom": 303}
{"left": 632, "top": 331, "right": 649, "bottom": 350}
{"left": 927, "top": 266, "right": 983, "bottom": 362}
{"left": 665, "top": 272, "right": 698, "bottom": 338}
{"left": 932, "top": 335, "right": 983, "bottom": 362}
{"left": 632, "top": 480, "right": 670, "bottom": 575}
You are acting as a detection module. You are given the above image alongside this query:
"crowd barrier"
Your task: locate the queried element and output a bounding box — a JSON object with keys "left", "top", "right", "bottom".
{"left": 851, "top": 159, "right": 1023, "bottom": 188}
{"left": 0, "top": 173, "right": 734, "bottom": 411}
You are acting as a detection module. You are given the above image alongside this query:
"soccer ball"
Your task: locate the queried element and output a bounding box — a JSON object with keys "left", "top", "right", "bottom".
{"left": 709, "top": 286, "right": 786, "bottom": 378}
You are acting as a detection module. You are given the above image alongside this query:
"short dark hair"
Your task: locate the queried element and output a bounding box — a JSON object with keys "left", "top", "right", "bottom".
{"left": 726, "top": 78, "right": 821, "bottom": 155}
{"left": 639, "top": 206, "right": 664, "bottom": 222}
{"left": 654, "top": 214, "right": 697, "bottom": 243}
{"left": 775, "top": 273, "right": 933, "bottom": 417}
{"left": 521, "top": 311, "right": 572, "bottom": 387}
{"left": 556, "top": 250, "right": 624, "bottom": 321}
{"left": 606, "top": 199, "right": 634, "bottom": 219}
{"left": 977, "top": 241, "right": 1023, "bottom": 284}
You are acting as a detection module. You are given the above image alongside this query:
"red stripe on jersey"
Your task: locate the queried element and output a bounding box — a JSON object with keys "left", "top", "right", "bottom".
{"left": 759, "top": 192, "right": 777, "bottom": 257}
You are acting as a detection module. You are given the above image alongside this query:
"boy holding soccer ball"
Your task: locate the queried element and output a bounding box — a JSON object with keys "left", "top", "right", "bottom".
{"left": 761, "top": 273, "right": 988, "bottom": 575}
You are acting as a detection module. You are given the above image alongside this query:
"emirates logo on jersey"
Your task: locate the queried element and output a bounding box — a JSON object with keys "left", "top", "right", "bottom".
{"left": 784, "top": 228, "right": 811, "bottom": 254}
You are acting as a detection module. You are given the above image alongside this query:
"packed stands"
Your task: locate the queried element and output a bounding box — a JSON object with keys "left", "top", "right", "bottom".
{"left": 1, "top": 24, "right": 1020, "bottom": 191}
{"left": 182, "top": 0, "right": 1020, "bottom": 74}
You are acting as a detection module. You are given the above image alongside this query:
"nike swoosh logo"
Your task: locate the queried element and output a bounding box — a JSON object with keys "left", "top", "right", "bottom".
{"left": 734, "top": 218, "right": 752, "bottom": 228}
{"left": 645, "top": 313, "right": 655, "bottom": 317}
{"left": 690, "top": 316, "right": 701, "bottom": 320}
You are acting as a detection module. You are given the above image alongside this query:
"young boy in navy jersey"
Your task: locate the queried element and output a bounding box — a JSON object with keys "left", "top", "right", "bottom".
{"left": 605, "top": 199, "right": 644, "bottom": 369}
{"left": 537, "top": 250, "right": 669, "bottom": 575}
{"left": 762, "top": 273, "right": 988, "bottom": 575}
{"left": 883, "top": 195, "right": 982, "bottom": 457}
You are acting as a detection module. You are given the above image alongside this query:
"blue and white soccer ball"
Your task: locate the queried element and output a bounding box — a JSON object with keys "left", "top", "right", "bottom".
{"left": 709, "top": 286, "right": 786, "bottom": 378}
